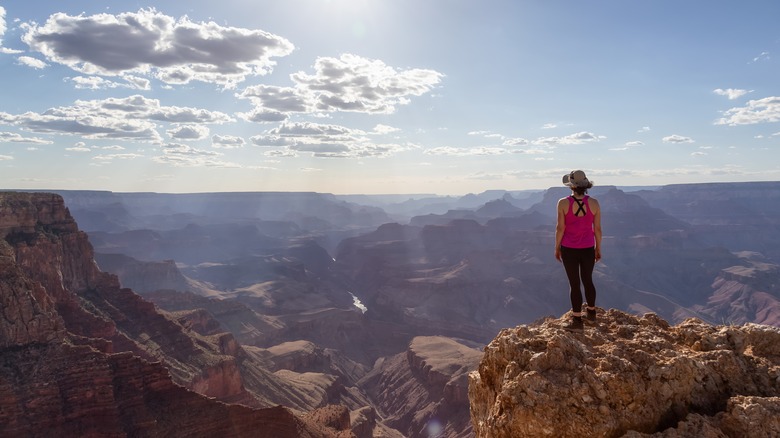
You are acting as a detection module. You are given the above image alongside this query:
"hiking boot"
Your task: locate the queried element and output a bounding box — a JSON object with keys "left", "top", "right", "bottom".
{"left": 564, "top": 316, "right": 584, "bottom": 331}
{"left": 586, "top": 308, "right": 597, "bottom": 322}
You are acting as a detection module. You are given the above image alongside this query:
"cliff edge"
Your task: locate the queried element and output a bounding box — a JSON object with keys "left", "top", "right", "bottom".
{"left": 468, "top": 309, "right": 780, "bottom": 438}
{"left": 0, "top": 192, "right": 346, "bottom": 437}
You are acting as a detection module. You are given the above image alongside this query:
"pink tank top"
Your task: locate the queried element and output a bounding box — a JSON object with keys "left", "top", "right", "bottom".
{"left": 561, "top": 195, "right": 595, "bottom": 249}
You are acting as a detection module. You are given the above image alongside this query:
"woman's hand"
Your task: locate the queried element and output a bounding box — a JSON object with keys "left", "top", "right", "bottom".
{"left": 555, "top": 247, "right": 562, "bottom": 262}
{"left": 595, "top": 247, "right": 602, "bottom": 262}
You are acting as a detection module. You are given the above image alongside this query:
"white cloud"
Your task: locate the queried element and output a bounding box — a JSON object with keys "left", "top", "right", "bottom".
{"left": 541, "top": 123, "right": 557, "bottom": 129}
{"left": 750, "top": 51, "right": 770, "bottom": 63}
{"left": 1, "top": 95, "right": 232, "bottom": 142}
{"left": 0, "top": 6, "right": 6, "bottom": 46}
{"left": 625, "top": 141, "right": 644, "bottom": 147}
{"left": 662, "top": 134, "right": 695, "bottom": 144}
{"left": 69, "top": 76, "right": 124, "bottom": 90}
{"left": 167, "top": 124, "right": 210, "bottom": 140}
{"left": 290, "top": 54, "right": 443, "bottom": 114}
{"left": 0, "top": 155, "right": 13, "bottom": 161}
{"left": 372, "top": 124, "right": 400, "bottom": 135}
{"left": 502, "top": 137, "right": 529, "bottom": 147}
{"left": 713, "top": 88, "right": 750, "bottom": 100}
{"left": 212, "top": 134, "right": 245, "bottom": 149}
{"left": 0, "top": 131, "right": 53, "bottom": 144}
{"left": 66, "top": 145, "right": 91, "bottom": 152}
{"left": 637, "top": 126, "right": 651, "bottom": 133}
{"left": 534, "top": 131, "right": 604, "bottom": 146}
{"left": 21, "top": 8, "right": 294, "bottom": 88}
{"left": 237, "top": 85, "right": 310, "bottom": 113}
{"left": 424, "top": 146, "right": 508, "bottom": 156}
{"left": 250, "top": 121, "right": 413, "bottom": 158}
{"left": 92, "top": 153, "right": 143, "bottom": 163}
{"left": 17, "top": 56, "right": 48, "bottom": 69}
{"left": 716, "top": 96, "right": 780, "bottom": 125}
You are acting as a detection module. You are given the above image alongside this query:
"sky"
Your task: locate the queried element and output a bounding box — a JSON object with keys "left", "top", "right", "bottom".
{"left": 0, "top": 1, "right": 779, "bottom": 195}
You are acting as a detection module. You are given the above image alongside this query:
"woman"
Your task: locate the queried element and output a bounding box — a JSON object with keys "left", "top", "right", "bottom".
{"left": 554, "top": 170, "right": 602, "bottom": 331}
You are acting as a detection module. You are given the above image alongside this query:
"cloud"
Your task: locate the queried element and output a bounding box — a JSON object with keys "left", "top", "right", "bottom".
{"left": 290, "top": 54, "right": 443, "bottom": 114}
{"left": 424, "top": 146, "right": 508, "bottom": 156}
{"left": 0, "top": 6, "right": 6, "bottom": 45}
{"left": 1, "top": 95, "right": 233, "bottom": 142}
{"left": 212, "top": 134, "right": 245, "bottom": 149}
{"left": 68, "top": 75, "right": 151, "bottom": 90}
{"left": 250, "top": 134, "right": 292, "bottom": 147}
{"left": 152, "top": 142, "right": 235, "bottom": 167}
{"left": 250, "top": 121, "right": 413, "bottom": 158}
{"left": 502, "top": 137, "right": 529, "bottom": 147}
{"left": 534, "top": 131, "right": 604, "bottom": 146}
{"left": 21, "top": 8, "right": 294, "bottom": 88}
{"left": 662, "top": 134, "right": 695, "bottom": 144}
{"left": 0, "top": 131, "right": 53, "bottom": 144}
{"left": 625, "top": 141, "right": 644, "bottom": 147}
{"left": 17, "top": 56, "right": 48, "bottom": 69}
{"left": 716, "top": 96, "right": 780, "bottom": 125}
{"left": 750, "top": 51, "right": 770, "bottom": 63}
{"left": 713, "top": 88, "right": 750, "bottom": 100}
{"left": 373, "top": 124, "right": 400, "bottom": 135}
{"left": 92, "top": 153, "right": 143, "bottom": 163}
{"left": 637, "top": 126, "right": 651, "bottom": 133}
{"left": 167, "top": 124, "right": 210, "bottom": 140}
{"left": 237, "top": 85, "right": 310, "bottom": 113}
{"left": 0, "top": 155, "right": 13, "bottom": 161}
{"left": 541, "top": 123, "right": 557, "bottom": 129}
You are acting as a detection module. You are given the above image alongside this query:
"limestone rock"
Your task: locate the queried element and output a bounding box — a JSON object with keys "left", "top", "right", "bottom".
{"left": 468, "top": 309, "right": 780, "bottom": 437}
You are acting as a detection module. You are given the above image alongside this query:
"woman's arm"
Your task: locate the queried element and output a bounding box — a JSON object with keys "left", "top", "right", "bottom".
{"left": 591, "top": 198, "right": 602, "bottom": 262}
{"left": 555, "top": 198, "right": 566, "bottom": 262}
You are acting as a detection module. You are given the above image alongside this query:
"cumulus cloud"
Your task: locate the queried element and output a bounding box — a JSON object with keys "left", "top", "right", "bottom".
{"left": 0, "top": 131, "right": 53, "bottom": 144}
{"left": 92, "top": 153, "right": 143, "bottom": 163}
{"left": 68, "top": 75, "right": 150, "bottom": 90}
{"left": 0, "top": 6, "right": 6, "bottom": 45}
{"left": 21, "top": 8, "right": 294, "bottom": 88}
{"left": 250, "top": 121, "right": 413, "bottom": 158}
{"left": 662, "top": 134, "right": 695, "bottom": 144}
{"left": 152, "top": 142, "right": 233, "bottom": 167}
{"left": 290, "top": 54, "right": 443, "bottom": 114}
{"left": 716, "top": 96, "right": 780, "bottom": 125}
{"left": 167, "top": 124, "right": 210, "bottom": 140}
{"left": 17, "top": 56, "right": 48, "bottom": 69}
{"left": 534, "top": 131, "right": 604, "bottom": 146}
{"left": 0, "top": 155, "right": 13, "bottom": 161}
{"left": 502, "top": 137, "right": 529, "bottom": 147}
{"left": 625, "top": 141, "right": 644, "bottom": 147}
{"left": 713, "top": 88, "right": 750, "bottom": 100}
{"left": 373, "top": 124, "right": 400, "bottom": 135}
{"left": 212, "top": 134, "right": 245, "bottom": 149}
{"left": 237, "top": 85, "right": 310, "bottom": 113}
{"left": 638, "top": 126, "right": 651, "bottom": 133}
{"left": 1, "top": 95, "right": 232, "bottom": 142}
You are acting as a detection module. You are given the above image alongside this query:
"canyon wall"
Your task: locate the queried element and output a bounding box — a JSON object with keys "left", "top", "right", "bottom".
{"left": 0, "top": 192, "right": 347, "bottom": 437}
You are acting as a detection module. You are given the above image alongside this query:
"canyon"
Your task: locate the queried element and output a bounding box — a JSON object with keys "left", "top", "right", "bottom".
{"left": 2, "top": 182, "right": 779, "bottom": 436}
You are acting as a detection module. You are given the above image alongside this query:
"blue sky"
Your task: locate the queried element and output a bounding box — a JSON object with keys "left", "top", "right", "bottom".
{"left": 0, "top": 1, "right": 778, "bottom": 195}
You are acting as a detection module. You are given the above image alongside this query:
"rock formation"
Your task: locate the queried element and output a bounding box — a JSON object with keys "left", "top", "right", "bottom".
{"left": 0, "top": 192, "right": 348, "bottom": 437}
{"left": 360, "top": 336, "right": 483, "bottom": 438}
{"left": 469, "top": 309, "right": 780, "bottom": 437}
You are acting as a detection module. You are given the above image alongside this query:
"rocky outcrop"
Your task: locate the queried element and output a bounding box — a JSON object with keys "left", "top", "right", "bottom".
{"left": 469, "top": 309, "right": 780, "bottom": 437}
{"left": 360, "top": 336, "right": 482, "bottom": 438}
{"left": 0, "top": 192, "right": 345, "bottom": 437}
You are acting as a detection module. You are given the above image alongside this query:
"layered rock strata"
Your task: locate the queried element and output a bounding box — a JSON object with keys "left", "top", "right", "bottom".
{"left": 469, "top": 309, "right": 780, "bottom": 437}
{"left": 0, "top": 192, "right": 345, "bottom": 437}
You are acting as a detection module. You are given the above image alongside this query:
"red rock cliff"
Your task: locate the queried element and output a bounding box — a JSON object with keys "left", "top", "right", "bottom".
{"left": 0, "top": 192, "right": 343, "bottom": 437}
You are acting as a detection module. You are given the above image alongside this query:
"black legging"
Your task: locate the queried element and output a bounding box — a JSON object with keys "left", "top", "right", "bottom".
{"left": 560, "top": 246, "right": 596, "bottom": 313}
